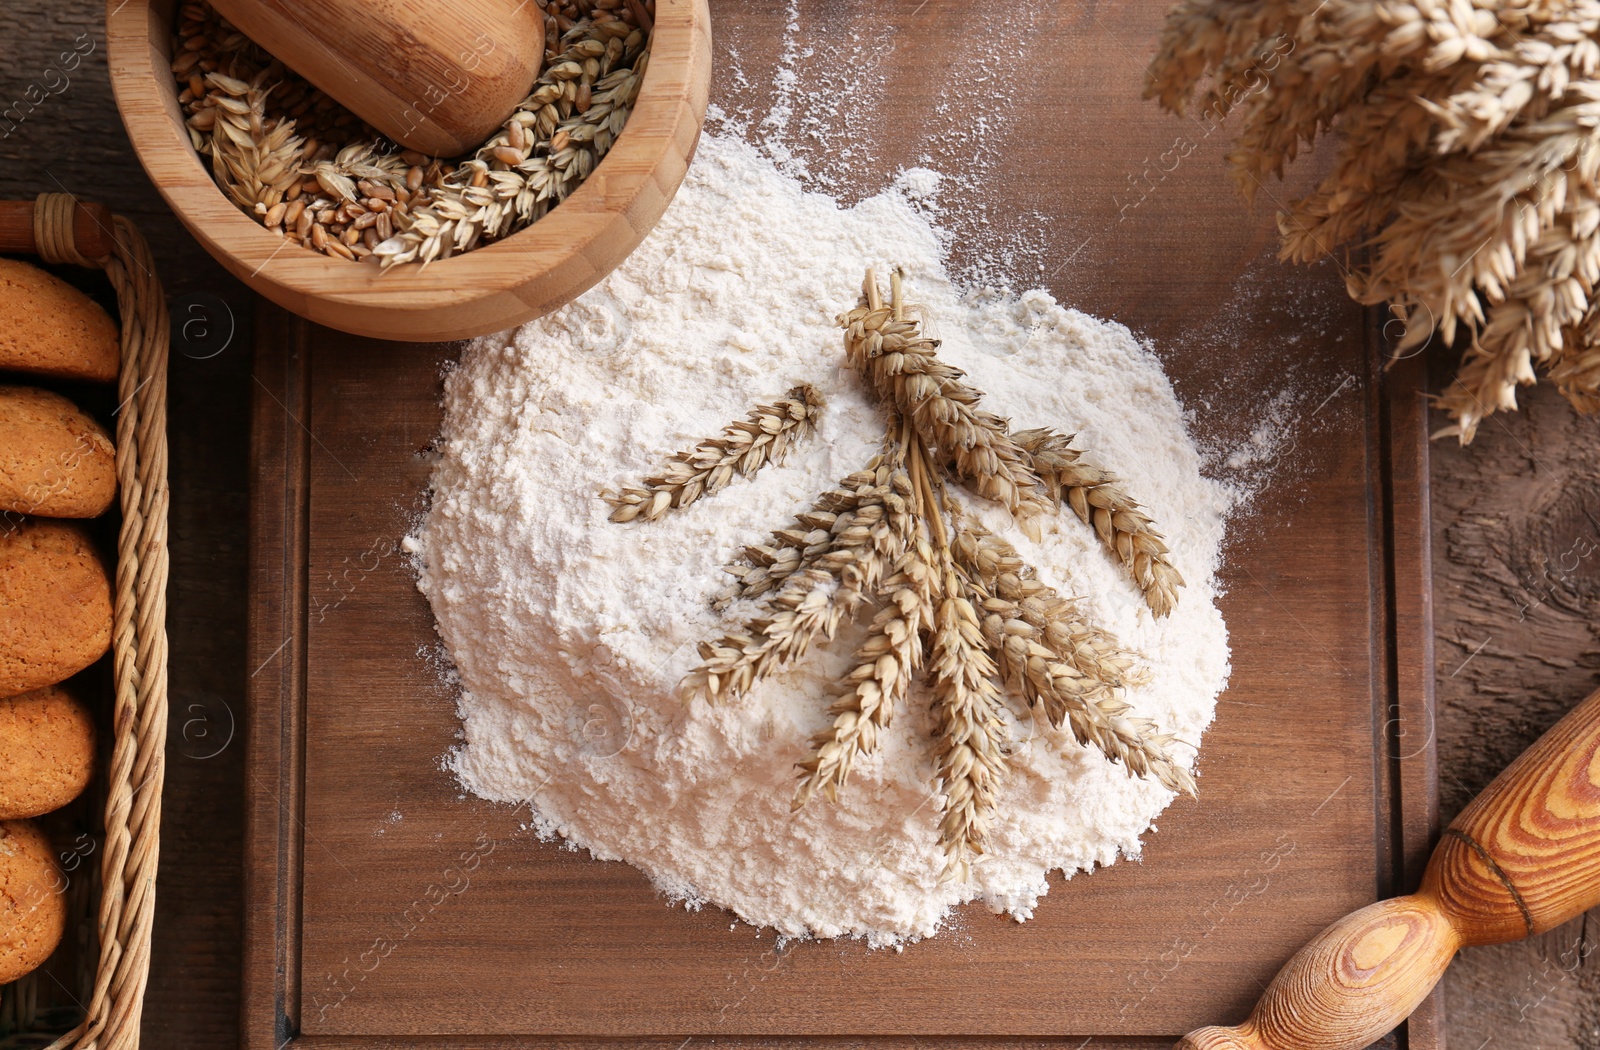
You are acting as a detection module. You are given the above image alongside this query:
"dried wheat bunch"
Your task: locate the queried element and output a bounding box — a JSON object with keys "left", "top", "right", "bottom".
{"left": 618, "top": 270, "right": 1196, "bottom": 877}
{"left": 1146, "top": 0, "right": 1600, "bottom": 441}
{"left": 606, "top": 385, "right": 823, "bottom": 523}
{"left": 851, "top": 269, "right": 1182, "bottom": 616}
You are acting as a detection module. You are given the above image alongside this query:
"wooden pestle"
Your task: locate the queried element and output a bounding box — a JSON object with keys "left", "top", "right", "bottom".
{"left": 1180, "top": 686, "right": 1600, "bottom": 1050}
{"left": 206, "top": 0, "right": 544, "bottom": 156}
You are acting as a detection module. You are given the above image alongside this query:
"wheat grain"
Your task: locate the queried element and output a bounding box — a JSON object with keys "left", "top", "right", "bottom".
{"left": 174, "top": 3, "right": 440, "bottom": 263}
{"left": 1012, "top": 428, "right": 1184, "bottom": 617}
{"left": 607, "top": 385, "right": 823, "bottom": 523}
{"left": 172, "top": 1, "right": 652, "bottom": 268}
{"left": 375, "top": 22, "right": 650, "bottom": 268}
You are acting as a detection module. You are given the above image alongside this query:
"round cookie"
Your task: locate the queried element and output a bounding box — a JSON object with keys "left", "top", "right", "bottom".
{"left": 0, "top": 387, "right": 116, "bottom": 518}
{"left": 0, "top": 259, "right": 119, "bottom": 383}
{"left": 0, "top": 520, "right": 112, "bottom": 698}
{"left": 0, "top": 686, "right": 94, "bottom": 819}
{"left": 0, "top": 819, "right": 66, "bottom": 984}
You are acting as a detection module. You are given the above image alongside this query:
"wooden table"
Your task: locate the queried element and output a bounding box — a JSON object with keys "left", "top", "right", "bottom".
{"left": 0, "top": 0, "right": 1597, "bottom": 1047}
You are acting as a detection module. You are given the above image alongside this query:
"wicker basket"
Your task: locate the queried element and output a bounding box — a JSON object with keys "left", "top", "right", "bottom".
{"left": 0, "top": 194, "right": 170, "bottom": 1050}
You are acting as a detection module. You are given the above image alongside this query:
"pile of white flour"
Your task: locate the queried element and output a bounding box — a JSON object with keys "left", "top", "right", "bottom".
{"left": 408, "top": 132, "right": 1233, "bottom": 945}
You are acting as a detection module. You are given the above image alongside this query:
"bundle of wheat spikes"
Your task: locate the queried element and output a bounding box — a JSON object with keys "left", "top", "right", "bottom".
{"left": 606, "top": 270, "right": 1194, "bottom": 881}
{"left": 1146, "top": 0, "right": 1600, "bottom": 441}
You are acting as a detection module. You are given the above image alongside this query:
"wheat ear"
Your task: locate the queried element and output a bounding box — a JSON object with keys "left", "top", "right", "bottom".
{"left": 930, "top": 565, "right": 1009, "bottom": 883}
{"left": 951, "top": 520, "right": 1193, "bottom": 796}
{"left": 607, "top": 384, "right": 823, "bottom": 523}
{"left": 685, "top": 438, "right": 915, "bottom": 703}
{"left": 718, "top": 442, "right": 910, "bottom": 608}
{"left": 791, "top": 415, "right": 940, "bottom": 804}
{"left": 841, "top": 269, "right": 1049, "bottom": 527}
{"left": 682, "top": 569, "right": 842, "bottom": 704}
{"left": 1012, "top": 427, "right": 1184, "bottom": 618}
{"left": 792, "top": 528, "right": 938, "bottom": 810}
{"left": 952, "top": 523, "right": 1143, "bottom": 697}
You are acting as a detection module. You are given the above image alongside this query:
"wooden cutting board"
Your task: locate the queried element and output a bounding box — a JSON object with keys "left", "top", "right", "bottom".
{"left": 243, "top": 1, "right": 1441, "bottom": 1047}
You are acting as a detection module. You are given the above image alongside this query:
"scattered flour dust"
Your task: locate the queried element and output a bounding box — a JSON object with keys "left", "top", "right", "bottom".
{"left": 406, "top": 132, "right": 1234, "bottom": 946}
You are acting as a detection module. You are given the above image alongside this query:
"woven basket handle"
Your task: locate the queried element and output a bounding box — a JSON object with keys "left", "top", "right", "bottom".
{"left": 0, "top": 197, "right": 117, "bottom": 262}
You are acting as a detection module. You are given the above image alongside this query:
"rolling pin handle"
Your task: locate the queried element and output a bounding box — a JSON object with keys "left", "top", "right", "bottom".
{"left": 1177, "top": 894, "right": 1460, "bottom": 1050}
{"left": 1178, "top": 686, "right": 1600, "bottom": 1050}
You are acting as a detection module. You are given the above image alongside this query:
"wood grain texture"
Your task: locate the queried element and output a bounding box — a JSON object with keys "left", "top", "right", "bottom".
{"left": 244, "top": 300, "right": 309, "bottom": 1050}
{"left": 1433, "top": 693, "right": 1600, "bottom": 943}
{"left": 242, "top": 1, "right": 1439, "bottom": 1043}
{"left": 207, "top": 0, "right": 545, "bottom": 156}
{"left": 105, "top": 0, "right": 710, "bottom": 341}
{"left": 1179, "top": 687, "right": 1600, "bottom": 1050}
{"left": 1429, "top": 377, "right": 1600, "bottom": 1050}
{"left": 7, "top": 0, "right": 1586, "bottom": 1045}
{"left": 1384, "top": 347, "right": 1449, "bottom": 1048}
{"left": 1179, "top": 896, "right": 1458, "bottom": 1050}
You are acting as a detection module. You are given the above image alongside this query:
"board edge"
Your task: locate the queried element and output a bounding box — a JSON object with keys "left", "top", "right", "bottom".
{"left": 244, "top": 302, "right": 312, "bottom": 1050}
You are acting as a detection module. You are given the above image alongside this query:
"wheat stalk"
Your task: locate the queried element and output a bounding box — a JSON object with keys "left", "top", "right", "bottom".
{"left": 1012, "top": 428, "right": 1184, "bottom": 618}
{"left": 841, "top": 270, "right": 1050, "bottom": 526}
{"left": 791, "top": 412, "right": 948, "bottom": 810}
{"left": 607, "top": 385, "right": 823, "bottom": 523}
{"left": 201, "top": 70, "right": 313, "bottom": 215}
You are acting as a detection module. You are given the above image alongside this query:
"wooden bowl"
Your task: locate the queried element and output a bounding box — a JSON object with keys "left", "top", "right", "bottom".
{"left": 107, "top": 0, "right": 711, "bottom": 342}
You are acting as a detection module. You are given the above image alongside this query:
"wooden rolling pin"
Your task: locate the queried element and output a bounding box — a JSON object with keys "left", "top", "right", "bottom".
{"left": 0, "top": 199, "right": 114, "bottom": 258}
{"left": 207, "top": 0, "right": 544, "bottom": 156}
{"left": 1181, "top": 686, "right": 1600, "bottom": 1050}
